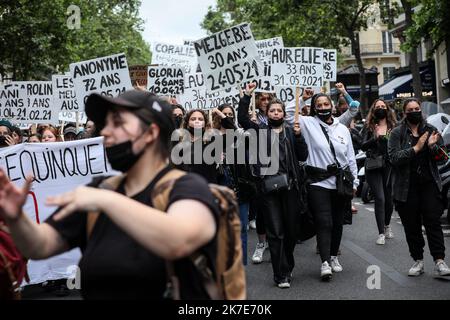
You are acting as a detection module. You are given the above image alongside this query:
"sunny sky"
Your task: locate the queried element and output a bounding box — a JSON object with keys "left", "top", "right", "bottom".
{"left": 139, "top": 0, "right": 217, "bottom": 46}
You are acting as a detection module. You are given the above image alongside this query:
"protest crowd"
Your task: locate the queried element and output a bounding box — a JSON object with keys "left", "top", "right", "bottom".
{"left": 1, "top": 23, "right": 450, "bottom": 301}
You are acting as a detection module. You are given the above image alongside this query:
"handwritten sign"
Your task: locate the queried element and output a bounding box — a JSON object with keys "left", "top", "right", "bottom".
{"left": 70, "top": 53, "right": 133, "bottom": 112}
{"left": 270, "top": 47, "right": 324, "bottom": 87}
{"left": 194, "top": 23, "right": 263, "bottom": 93}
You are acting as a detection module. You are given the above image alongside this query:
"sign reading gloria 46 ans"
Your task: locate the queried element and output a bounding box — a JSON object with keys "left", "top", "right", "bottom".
{"left": 270, "top": 47, "right": 324, "bottom": 88}
{"left": 70, "top": 53, "right": 133, "bottom": 112}
{"left": 194, "top": 23, "right": 264, "bottom": 93}
{"left": 147, "top": 66, "right": 185, "bottom": 96}
{"left": 0, "top": 81, "right": 58, "bottom": 125}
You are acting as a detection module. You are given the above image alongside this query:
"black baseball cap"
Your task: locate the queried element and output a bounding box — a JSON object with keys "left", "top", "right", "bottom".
{"left": 85, "top": 90, "right": 175, "bottom": 132}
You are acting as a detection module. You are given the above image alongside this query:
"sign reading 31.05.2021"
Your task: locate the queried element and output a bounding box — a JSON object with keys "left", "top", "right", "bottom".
{"left": 270, "top": 47, "right": 324, "bottom": 88}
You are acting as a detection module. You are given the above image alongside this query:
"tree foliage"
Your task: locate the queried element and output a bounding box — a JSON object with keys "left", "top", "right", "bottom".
{"left": 401, "top": 0, "right": 450, "bottom": 55}
{"left": 0, "top": 0, "right": 151, "bottom": 81}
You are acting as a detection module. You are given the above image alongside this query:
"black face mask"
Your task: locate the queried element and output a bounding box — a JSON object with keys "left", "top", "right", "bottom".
{"left": 268, "top": 118, "right": 284, "bottom": 127}
{"left": 106, "top": 140, "right": 144, "bottom": 173}
{"left": 174, "top": 116, "right": 183, "bottom": 128}
{"left": 406, "top": 111, "right": 422, "bottom": 125}
{"left": 316, "top": 108, "right": 333, "bottom": 123}
{"left": 374, "top": 108, "right": 387, "bottom": 120}
{"left": 220, "top": 117, "right": 236, "bottom": 130}
{"left": 187, "top": 126, "right": 205, "bottom": 136}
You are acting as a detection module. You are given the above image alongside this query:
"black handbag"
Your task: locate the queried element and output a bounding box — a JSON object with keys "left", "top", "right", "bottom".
{"left": 365, "top": 155, "right": 385, "bottom": 171}
{"left": 261, "top": 173, "right": 289, "bottom": 194}
{"left": 320, "top": 125, "right": 355, "bottom": 198}
{"left": 335, "top": 166, "right": 355, "bottom": 198}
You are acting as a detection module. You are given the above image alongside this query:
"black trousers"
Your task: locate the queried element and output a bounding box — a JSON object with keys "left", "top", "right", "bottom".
{"left": 395, "top": 180, "right": 446, "bottom": 261}
{"left": 262, "top": 188, "right": 300, "bottom": 283}
{"left": 250, "top": 193, "right": 266, "bottom": 236}
{"left": 307, "top": 185, "right": 346, "bottom": 263}
{"left": 366, "top": 166, "right": 394, "bottom": 234}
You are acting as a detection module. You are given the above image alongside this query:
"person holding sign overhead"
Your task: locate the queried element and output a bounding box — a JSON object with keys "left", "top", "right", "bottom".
{"left": 248, "top": 91, "right": 273, "bottom": 265}
{"left": 238, "top": 83, "right": 308, "bottom": 289}
{"left": 298, "top": 92, "right": 359, "bottom": 281}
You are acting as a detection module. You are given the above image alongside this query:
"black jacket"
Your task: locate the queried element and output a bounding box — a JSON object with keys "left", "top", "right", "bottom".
{"left": 237, "top": 94, "right": 309, "bottom": 185}
{"left": 388, "top": 119, "right": 445, "bottom": 202}
{"left": 360, "top": 126, "right": 390, "bottom": 163}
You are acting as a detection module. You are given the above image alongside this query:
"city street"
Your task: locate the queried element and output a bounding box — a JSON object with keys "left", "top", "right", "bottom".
{"left": 246, "top": 199, "right": 450, "bottom": 300}
{"left": 22, "top": 198, "right": 450, "bottom": 300}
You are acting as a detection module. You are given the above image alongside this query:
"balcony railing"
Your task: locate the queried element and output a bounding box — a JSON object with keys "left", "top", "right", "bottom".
{"left": 342, "top": 43, "right": 401, "bottom": 58}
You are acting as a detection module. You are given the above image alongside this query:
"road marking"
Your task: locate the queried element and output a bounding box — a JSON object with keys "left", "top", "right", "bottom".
{"left": 366, "top": 208, "right": 375, "bottom": 212}
{"left": 341, "top": 239, "right": 415, "bottom": 288}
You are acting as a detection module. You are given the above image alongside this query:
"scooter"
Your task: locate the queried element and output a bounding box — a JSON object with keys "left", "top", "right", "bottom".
{"left": 429, "top": 114, "right": 450, "bottom": 225}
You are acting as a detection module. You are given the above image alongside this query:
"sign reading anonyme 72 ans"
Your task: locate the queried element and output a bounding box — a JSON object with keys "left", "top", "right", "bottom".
{"left": 70, "top": 53, "right": 133, "bottom": 112}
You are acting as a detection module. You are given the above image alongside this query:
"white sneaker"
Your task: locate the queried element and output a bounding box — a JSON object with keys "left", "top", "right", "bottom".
{"left": 330, "top": 256, "right": 343, "bottom": 273}
{"left": 249, "top": 220, "right": 257, "bottom": 230}
{"left": 434, "top": 261, "right": 450, "bottom": 279}
{"left": 321, "top": 261, "right": 333, "bottom": 280}
{"left": 277, "top": 280, "right": 291, "bottom": 289}
{"left": 384, "top": 226, "right": 394, "bottom": 239}
{"left": 408, "top": 260, "right": 424, "bottom": 276}
{"left": 376, "top": 234, "right": 386, "bottom": 245}
{"left": 252, "top": 242, "right": 267, "bottom": 264}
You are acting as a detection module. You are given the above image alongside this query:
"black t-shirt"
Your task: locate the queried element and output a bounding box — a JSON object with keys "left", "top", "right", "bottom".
{"left": 45, "top": 168, "right": 219, "bottom": 300}
{"left": 175, "top": 140, "right": 219, "bottom": 184}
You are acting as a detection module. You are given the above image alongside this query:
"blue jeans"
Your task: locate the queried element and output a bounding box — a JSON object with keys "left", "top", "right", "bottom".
{"left": 239, "top": 202, "right": 249, "bottom": 265}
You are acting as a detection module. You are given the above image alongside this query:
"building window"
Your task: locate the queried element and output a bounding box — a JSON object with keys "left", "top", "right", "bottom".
{"left": 383, "top": 66, "right": 396, "bottom": 82}
{"left": 382, "top": 31, "right": 393, "bottom": 54}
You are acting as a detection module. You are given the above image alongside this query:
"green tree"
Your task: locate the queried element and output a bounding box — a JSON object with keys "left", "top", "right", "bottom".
{"left": 402, "top": 0, "right": 450, "bottom": 54}
{"left": 0, "top": 0, "right": 151, "bottom": 81}
{"left": 396, "top": 0, "right": 450, "bottom": 100}
{"left": 399, "top": 0, "right": 423, "bottom": 100}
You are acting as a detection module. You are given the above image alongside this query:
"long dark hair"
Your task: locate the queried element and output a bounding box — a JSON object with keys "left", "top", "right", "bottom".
{"left": 309, "top": 93, "right": 333, "bottom": 117}
{"left": 181, "top": 109, "right": 210, "bottom": 130}
{"left": 402, "top": 98, "right": 423, "bottom": 123}
{"left": 365, "top": 99, "right": 397, "bottom": 131}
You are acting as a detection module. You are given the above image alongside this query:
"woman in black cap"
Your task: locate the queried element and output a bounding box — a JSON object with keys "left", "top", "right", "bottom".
{"left": 0, "top": 90, "right": 220, "bottom": 300}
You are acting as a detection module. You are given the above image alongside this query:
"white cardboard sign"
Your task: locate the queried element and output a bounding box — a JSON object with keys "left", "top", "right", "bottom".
{"left": 193, "top": 23, "right": 264, "bottom": 93}
{"left": 70, "top": 53, "right": 133, "bottom": 112}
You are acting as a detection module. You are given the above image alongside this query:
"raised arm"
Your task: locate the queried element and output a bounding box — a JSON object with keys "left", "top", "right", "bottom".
{"left": 336, "top": 83, "right": 360, "bottom": 127}
{"left": 0, "top": 170, "right": 69, "bottom": 260}
{"left": 237, "top": 84, "right": 260, "bottom": 131}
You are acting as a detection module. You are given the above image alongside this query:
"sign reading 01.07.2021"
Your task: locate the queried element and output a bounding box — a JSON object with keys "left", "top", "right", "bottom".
{"left": 193, "top": 23, "right": 264, "bottom": 93}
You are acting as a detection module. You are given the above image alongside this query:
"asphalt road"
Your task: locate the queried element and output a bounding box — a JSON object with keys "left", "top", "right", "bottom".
{"left": 22, "top": 198, "right": 450, "bottom": 300}
{"left": 246, "top": 199, "right": 450, "bottom": 300}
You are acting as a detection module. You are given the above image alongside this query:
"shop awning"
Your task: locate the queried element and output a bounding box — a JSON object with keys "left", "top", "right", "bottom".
{"left": 379, "top": 74, "right": 412, "bottom": 100}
